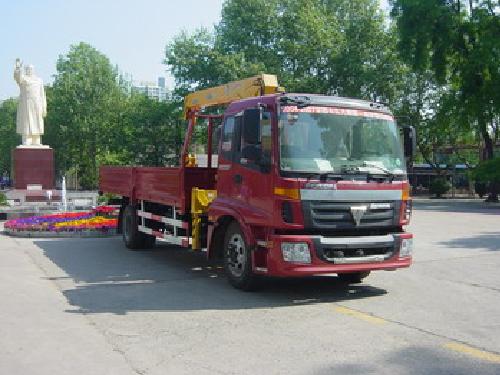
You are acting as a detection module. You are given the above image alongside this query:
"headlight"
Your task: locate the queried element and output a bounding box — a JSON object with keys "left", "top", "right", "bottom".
{"left": 281, "top": 242, "right": 311, "bottom": 264}
{"left": 399, "top": 200, "right": 412, "bottom": 225}
{"left": 399, "top": 238, "right": 413, "bottom": 258}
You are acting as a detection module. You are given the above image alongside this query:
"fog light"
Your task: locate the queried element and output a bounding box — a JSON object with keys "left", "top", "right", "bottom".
{"left": 400, "top": 238, "right": 413, "bottom": 258}
{"left": 281, "top": 242, "right": 311, "bottom": 263}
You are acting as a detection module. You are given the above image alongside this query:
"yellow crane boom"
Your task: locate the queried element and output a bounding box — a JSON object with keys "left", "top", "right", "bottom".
{"left": 183, "top": 74, "right": 282, "bottom": 118}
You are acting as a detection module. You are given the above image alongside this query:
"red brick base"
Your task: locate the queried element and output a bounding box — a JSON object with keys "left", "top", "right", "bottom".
{"left": 13, "top": 148, "right": 55, "bottom": 190}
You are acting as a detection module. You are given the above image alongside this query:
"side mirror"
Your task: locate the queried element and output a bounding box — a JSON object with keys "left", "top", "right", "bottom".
{"left": 243, "top": 108, "right": 260, "bottom": 145}
{"left": 402, "top": 126, "right": 417, "bottom": 158}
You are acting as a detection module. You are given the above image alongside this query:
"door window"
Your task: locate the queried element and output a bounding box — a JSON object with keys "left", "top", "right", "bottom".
{"left": 221, "top": 115, "right": 243, "bottom": 162}
{"left": 221, "top": 116, "right": 235, "bottom": 160}
{"left": 239, "top": 111, "right": 272, "bottom": 173}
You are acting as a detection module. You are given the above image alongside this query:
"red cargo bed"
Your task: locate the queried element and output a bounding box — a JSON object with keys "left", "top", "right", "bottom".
{"left": 99, "top": 166, "right": 216, "bottom": 213}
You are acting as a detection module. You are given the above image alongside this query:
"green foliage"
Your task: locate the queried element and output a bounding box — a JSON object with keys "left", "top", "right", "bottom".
{"left": 389, "top": 0, "right": 500, "bottom": 199}
{"left": 0, "top": 192, "right": 7, "bottom": 206}
{"left": 122, "top": 94, "right": 184, "bottom": 166}
{"left": 474, "top": 181, "right": 488, "bottom": 198}
{"left": 97, "top": 192, "right": 119, "bottom": 205}
{"left": 429, "top": 177, "right": 451, "bottom": 198}
{"left": 44, "top": 42, "right": 182, "bottom": 189}
{"left": 165, "top": 0, "right": 403, "bottom": 103}
{"left": 0, "top": 99, "right": 20, "bottom": 176}
{"left": 391, "top": 0, "right": 458, "bottom": 82}
{"left": 165, "top": 28, "right": 265, "bottom": 96}
{"left": 45, "top": 42, "right": 126, "bottom": 189}
{"left": 391, "top": 0, "right": 500, "bottom": 162}
{"left": 471, "top": 157, "right": 500, "bottom": 201}
{"left": 392, "top": 68, "right": 481, "bottom": 171}
{"left": 472, "top": 158, "right": 500, "bottom": 184}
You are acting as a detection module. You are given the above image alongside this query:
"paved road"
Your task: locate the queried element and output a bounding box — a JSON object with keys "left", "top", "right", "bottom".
{"left": 1, "top": 200, "right": 499, "bottom": 374}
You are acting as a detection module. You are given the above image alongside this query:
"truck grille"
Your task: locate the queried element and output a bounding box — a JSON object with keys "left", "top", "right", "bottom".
{"left": 303, "top": 201, "right": 398, "bottom": 230}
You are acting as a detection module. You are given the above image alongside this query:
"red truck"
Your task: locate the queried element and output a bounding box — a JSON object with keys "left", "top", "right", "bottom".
{"left": 100, "top": 74, "right": 415, "bottom": 290}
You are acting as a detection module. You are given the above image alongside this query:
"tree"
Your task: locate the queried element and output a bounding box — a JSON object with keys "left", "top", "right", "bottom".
{"left": 472, "top": 157, "right": 500, "bottom": 202}
{"left": 392, "top": 68, "right": 480, "bottom": 174}
{"left": 391, "top": 0, "right": 500, "bottom": 199}
{"left": 165, "top": 0, "right": 403, "bottom": 103}
{"left": 0, "top": 99, "right": 20, "bottom": 177}
{"left": 123, "top": 94, "right": 184, "bottom": 166}
{"left": 165, "top": 28, "right": 265, "bottom": 96}
{"left": 43, "top": 43, "right": 184, "bottom": 188}
{"left": 430, "top": 177, "right": 451, "bottom": 198}
{"left": 45, "top": 42, "right": 126, "bottom": 189}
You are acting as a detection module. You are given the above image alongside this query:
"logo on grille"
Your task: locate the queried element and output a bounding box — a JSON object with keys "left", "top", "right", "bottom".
{"left": 350, "top": 205, "right": 367, "bottom": 226}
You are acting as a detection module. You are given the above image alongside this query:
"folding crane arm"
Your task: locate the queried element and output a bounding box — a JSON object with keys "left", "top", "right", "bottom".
{"left": 183, "top": 74, "right": 282, "bottom": 118}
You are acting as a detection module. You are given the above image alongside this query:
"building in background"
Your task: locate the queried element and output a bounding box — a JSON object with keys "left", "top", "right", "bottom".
{"left": 132, "top": 77, "right": 169, "bottom": 102}
{"left": 158, "top": 77, "right": 166, "bottom": 89}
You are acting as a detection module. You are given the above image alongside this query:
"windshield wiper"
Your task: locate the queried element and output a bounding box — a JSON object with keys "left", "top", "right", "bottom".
{"left": 361, "top": 162, "right": 394, "bottom": 177}
{"left": 341, "top": 162, "right": 394, "bottom": 182}
{"left": 306, "top": 172, "right": 344, "bottom": 181}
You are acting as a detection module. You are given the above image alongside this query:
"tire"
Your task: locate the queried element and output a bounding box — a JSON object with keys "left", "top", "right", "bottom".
{"left": 117, "top": 205, "right": 125, "bottom": 234}
{"left": 122, "top": 205, "right": 156, "bottom": 250}
{"left": 223, "top": 222, "right": 259, "bottom": 291}
{"left": 337, "top": 271, "right": 370, "bottom": 284}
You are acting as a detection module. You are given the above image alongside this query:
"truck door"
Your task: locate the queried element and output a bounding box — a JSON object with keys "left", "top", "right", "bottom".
{"left": 217, "top": 111, "right": 274, "bottom": 225}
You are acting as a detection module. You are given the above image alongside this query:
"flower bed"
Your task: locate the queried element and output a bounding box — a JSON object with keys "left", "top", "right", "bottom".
{"left": 3, "top": 206, "right": 118, "bottom": 236}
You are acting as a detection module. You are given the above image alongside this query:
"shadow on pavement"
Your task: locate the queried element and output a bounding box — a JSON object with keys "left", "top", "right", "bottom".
{"left": 414, "top": 200, "right": 500, "bottom": 215}
{"left": 438, "top": 232, "right": 500, "bottom": 252}
{"left": 33, "top": 238, "right": 387, "bottom": 315}
{"left": 315, "top": 346, "right": 500, "bottom": 375}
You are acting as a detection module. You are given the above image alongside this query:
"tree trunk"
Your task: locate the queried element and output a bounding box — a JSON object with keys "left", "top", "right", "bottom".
{"left": 480, "top": 123, "right": 498, "bottom": 202}
{"left": 482, "top": 129, "right": 494, "bottom": 160}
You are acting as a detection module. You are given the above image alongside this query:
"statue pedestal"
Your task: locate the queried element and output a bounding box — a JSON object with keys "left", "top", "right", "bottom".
{"left": 13, "top": 147, "right": 55, "bottom": 189}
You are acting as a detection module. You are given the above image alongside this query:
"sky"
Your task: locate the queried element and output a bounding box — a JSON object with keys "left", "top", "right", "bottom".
{"left": 0, "top": 0, "right": 390, "bottom": 100}
{"left": 0, "top": 0, "right": 224, "bottom": 99}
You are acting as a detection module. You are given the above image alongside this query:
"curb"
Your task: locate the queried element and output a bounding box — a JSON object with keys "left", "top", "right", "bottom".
{"left": 2, "top": 229, "right": 118, "bottom": 238}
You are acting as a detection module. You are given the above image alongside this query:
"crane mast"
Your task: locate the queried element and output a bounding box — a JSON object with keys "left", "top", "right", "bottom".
{"left": 183, "top": 74, "right": 282, "bottom": 118}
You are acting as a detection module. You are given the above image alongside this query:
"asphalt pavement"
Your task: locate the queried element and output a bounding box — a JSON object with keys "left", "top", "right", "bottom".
{"left": 1, "top": 200, "right": 499, "bottom": 374}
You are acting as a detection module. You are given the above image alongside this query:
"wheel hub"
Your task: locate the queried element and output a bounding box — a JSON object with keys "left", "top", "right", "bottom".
{"left": 227, "top": 234, "right": 246, "bottom": 277}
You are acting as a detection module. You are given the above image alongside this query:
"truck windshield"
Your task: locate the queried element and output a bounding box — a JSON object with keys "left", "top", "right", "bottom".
{"left": 279, "top": 106, "right": 406, "bottom": 175}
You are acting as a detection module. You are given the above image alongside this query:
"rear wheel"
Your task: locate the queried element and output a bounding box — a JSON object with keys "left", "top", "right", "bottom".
{"left": 122, "top": 205, "right": 155, "bottom": 250}
{"left": 223, "top": 222, "right": 259, "bottom": 291}
{"left": 337, "top": 271, "right": 370, "bottom": 284}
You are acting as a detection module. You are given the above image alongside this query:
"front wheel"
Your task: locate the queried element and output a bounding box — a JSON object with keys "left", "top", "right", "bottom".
{"left": 337, "top": 271, "right": 370, "bottom": 284}
{"left": 223, "top": 222, "right": 259, "bottom": 291}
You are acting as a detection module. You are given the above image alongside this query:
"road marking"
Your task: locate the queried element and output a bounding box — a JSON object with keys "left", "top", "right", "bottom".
{"left": 334, "top": 306, "right": 500, "bottom": 364}
{"left": 444, "top": 342, "right": 500, "bottom": 363}
{"left": 334, "top": 306, "right": 387, "bottom": 325}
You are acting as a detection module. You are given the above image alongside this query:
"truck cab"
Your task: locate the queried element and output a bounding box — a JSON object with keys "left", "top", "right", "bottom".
{"left": 207, "top": 93, "right": 414, "bottom": 289}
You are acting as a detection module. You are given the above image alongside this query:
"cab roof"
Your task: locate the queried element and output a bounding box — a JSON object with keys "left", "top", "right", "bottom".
{"left": 226, "top": 93, "right": 392, "bottom": 116}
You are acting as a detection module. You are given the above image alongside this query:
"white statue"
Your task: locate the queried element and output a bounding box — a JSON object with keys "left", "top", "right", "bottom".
{"left": 13, "top": 58, "right": 47, "bottom": 147}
